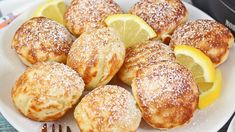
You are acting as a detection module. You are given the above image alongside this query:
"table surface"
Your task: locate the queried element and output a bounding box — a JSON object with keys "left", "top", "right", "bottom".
{"left": 0, "top": 0, "right": 234, "bottom": 131}
{"left": 0, "top": 113, "right": 17, "bottom": 132}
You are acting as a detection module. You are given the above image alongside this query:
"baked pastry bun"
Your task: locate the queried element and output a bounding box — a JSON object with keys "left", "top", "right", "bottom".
{"left": 67, "top": 27, "right": 125, "bottom": 90}
{"left": 74, "top": 85, "right": 142, "bottom": 131}
{"left": 129, "top": 0, "right": 188, "bottom": 43}
{"left": 118, "top": 40, "right": 175, "bottom": 86}
{"left": 64, "top": 0, "right": 123, "bottom": 36}
{"left": 170, "top": 19, "right": 234, "bottom": 66}
{"left": 11, "top": 62, "right": 85, "bottom": 122}
{"left": 12, "top": 17, "right": 75, "bottom": 67}
{"left": 132, "top": 61, "right": 199, "bottom": 129}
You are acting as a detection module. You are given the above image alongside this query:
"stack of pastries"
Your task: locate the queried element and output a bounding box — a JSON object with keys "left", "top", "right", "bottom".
{"left": 11, "top": 0, "right": 234, "bottom": 131}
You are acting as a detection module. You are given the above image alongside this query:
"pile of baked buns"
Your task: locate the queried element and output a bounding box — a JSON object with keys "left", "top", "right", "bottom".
{"left": 11, "top": 0, "right": 234, "bottom": 131}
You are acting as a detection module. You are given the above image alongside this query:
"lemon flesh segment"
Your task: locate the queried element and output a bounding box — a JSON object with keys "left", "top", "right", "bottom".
{"left": 198, "top": 69, "right": 222, "bottom": 109}
{"left": 174, "top": 45, "right": 216, "bottom": 83}
{"left": 33, "top": 0, "right": 66, "bottom": 25}
{"left": 105, "top": 14, "right": 156, "bottom": 48}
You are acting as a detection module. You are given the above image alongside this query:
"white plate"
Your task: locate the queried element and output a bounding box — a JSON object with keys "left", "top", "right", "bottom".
{"left": 0, "top": 1, "right": 235, "bottom": 132}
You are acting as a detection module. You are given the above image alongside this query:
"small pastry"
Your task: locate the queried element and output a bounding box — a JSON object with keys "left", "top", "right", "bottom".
{"left": 170, "top": 19, "right": 234, "bottom": 66}
{"left": 67, "top": 27, "right": 125, "bottom": 89}
{"left": 132, "top": 61, "right": 199, "bottom": 129}
{"left": 12, "top": 17, "right": 75, "bottom": 66}
{"left": 129, "top": 0, "right": 188, "bottom": 43}
{"left": 11, "top": 62, "right": 84, "bottom": 121}
{"left": 74, "top": 85, "right": 142, "bottom": 131}
{"left": 64, "top": 0, "right": 123, "bottom": 36}
{"left": 118, "top": 40, "right": 175, "bottom": 86}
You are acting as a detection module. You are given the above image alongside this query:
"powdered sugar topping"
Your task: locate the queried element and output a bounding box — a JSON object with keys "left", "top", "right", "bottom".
{"left": 171, "top": 19, "right": 232, "bottom": 48}
{"left": 125, "top": 40, "right": 175, "bottom": 69}
{"left": 29, "top": 62, "right": 85, "bottom": 101}
{"left": 12, "top": 17, "right": 74, "bottom": 54}
{"left": 68, "top": 27, "right": 124, "bottom": 68}
{"left": 129, "top": 0, "right": 187, "bottom": 34}
{"left": 65, "top": 0, "right": 123, "bottom": 35}
{"left": 135, "top": 61, "right": 198, "bottom": 108}
{"left": 80, "top": 85, "right": 141, "bottom": 128}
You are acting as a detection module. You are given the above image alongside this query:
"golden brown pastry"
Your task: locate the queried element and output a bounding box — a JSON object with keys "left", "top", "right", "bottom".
{"left": 67, "top": 27, "right": 125, "bottom": 90}
{"left": 129, "top": 0, "right": 188, "bottom": 43}
{"left": 11, "top": 62, "right": 84, "bottom": 122}
{"left": 132, "top": 61, "right": 199, "bottom": 129}
{"left": 118, "top": 40, "right": 175, "bottom": 86}
{"left": 170, "top": 19, "right": 234, "bottom": 66}
{"left": 12, "top": 17, "right": 75, "bottom": 67}
{"left": 74, "top": 85, "right": 142, "bottom": 131}
{"left": 64, "top": 0, "right": 123, "bottom": 36}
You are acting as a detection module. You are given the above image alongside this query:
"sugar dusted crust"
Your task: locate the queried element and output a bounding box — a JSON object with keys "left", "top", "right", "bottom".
{"left": 132, "top": 61, "right": 199, "bottom": 129}
{"left": 129, "top": 0, "right": 188, "bottom": 42}
{"left": 11, "top": 62, "right": 85, "bottom": 121}
{"left": 12, "top": 17, "right": 75, "bottom": 66}
{"left": 74, "top": 85, "right": 142, "bottom": 131}
{"left": 170, "top": 19, "right": 234, "bottom": 66}
{"left": 67, "top": 27, "right": 125, "bottom": 89}
{"left": 64, "top": 0, "right": 123, "bottom": 36}
{"left": 118, "top": 40, "right": 175, "bottom": 86}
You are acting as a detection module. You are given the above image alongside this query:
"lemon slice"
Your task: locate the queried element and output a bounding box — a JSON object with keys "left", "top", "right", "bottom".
{"left": 174, "top": 45, "right": 216, "bottom": 84}
{"left": 174, "top": 45, "right": 221, "bottom": 109}
{"left": 33, "top": 0, "right": 67, "bottom": 25}
{"left": 198, "top": 69, "right": 222, "bottom": 109}
{"left": 105, "top": 14, "right": 156, "bottom": 48}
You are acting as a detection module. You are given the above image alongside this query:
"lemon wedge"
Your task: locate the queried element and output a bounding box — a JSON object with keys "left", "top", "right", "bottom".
{"left": 174, "top": 45, "right": 216, "bottom": 84}
{"left": 174, "top": 45, "right": 222, "bottom": 109}
{"left": 33, "top": 0, "right": 67, "bottom": 25}
{"left": 105, "top": 14, "right": 156, "bottom": 48}
{"left": 198, "top": 69, "right": 222, "bottom": 109}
